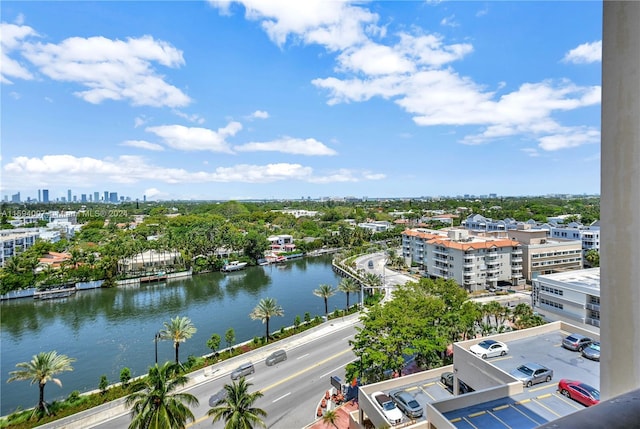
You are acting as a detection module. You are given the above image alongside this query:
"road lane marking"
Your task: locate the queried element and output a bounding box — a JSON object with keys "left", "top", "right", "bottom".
{"left": 320, "top": 359, "right": 356, "bottom": 379}
{"left": 272, "top": 392, "right": 291, "bottom": 403}
{"left": 342, "top": 335, "right": 353, "bottom": 341}
{"left": 297, "top": 353, "right": 310, "bottom": 360}
{"left": 186, "top": 348, "right": 352, "bottom": 427}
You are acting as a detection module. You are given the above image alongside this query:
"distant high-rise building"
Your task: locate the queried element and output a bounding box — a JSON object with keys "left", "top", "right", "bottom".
{"left": 11, "top": 192, "right": 20, "bottom": 203}
{"left": 38, "top": 189, "right": 41, "bottom": 202}
{"left": 109, "top": 192, "right": 118, "bottom": 203}
{"left": 73, "top": 195, "right": 77, "bottom": 202}
{"left": 94, "top": 191, "right": 100, "bottom": 202}
{"left": 143, "top": 195, "right": 146, "bottom": 202}
{"left": 43, "top": 189, "right": 49, "bottom": 203}
{"left": 81, "top": 194, "right": 87, "bottom": 202}
{"left": 67, "top": 189, "right": 72, "bottom": 202}
{"left": 104, "top": 191, "right": 109, "bottom": 202}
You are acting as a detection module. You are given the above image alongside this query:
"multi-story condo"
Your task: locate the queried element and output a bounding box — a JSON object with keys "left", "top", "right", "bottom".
{"left": 507, "top": 226, "right": 583, "bottom": 282}
{"left": 402, "top": 228, "right": 524, "bottom": 291}
{"left": 532, "top": 267, "right": 601, "bottom": 329}
{"left": 543, "top": 220, "right": 600, "bottom": 262}
{"left": 1, "top": 229, "right": 39, "bottom": 267}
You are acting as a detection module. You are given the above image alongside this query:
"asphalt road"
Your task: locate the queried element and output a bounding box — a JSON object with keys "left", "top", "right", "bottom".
{"left": 90, "top": 322, "right": 358, "bottom": 429}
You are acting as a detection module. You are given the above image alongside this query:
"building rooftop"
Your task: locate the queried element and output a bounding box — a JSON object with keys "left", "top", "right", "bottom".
{"left": 535, "top": 268, "right": 600, "bottom": 291}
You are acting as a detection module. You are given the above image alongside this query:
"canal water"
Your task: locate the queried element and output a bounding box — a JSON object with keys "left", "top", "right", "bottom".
{"left": 0, "top": 255, "right": 348, "bottom": 416}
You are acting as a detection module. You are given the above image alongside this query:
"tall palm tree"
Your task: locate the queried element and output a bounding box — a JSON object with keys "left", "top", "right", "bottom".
{"left": 208, "top": 378, "right": 267, "bottom": 429}
{"left": 250, "top": 298, "right": 284, "bottom": 342}
{"left": 159, "top": 316, "right": 197, "bottom": 365}
{"left": 7, "top": 351, "right": 75, "bottom": 415}
{"left": 322, "top": 409, "right": 339, "bottom": 429}
{"left": 337, "top": 277, "right": 360, "bottom": 310}
{"left": 126, "top": 362, "right": 199, "bottom": 429}
{"left": 314, "top": 284, "right": 337, "bottom": 319}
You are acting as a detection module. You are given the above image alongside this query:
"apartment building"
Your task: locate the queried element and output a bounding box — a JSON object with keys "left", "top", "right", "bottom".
{"left": 507, "top": 227, "right": 583, "bottom": 282}
{"left": 0, "top": 229, "right": 40, "bottom": 267}
{"left": 545, "top": 221, "right": 600, "bottom": 261}
{"left": 532, "top": 268, "right": 601, "bottom": 329}
{"left": 402, "top": 228, "right": 524, "bottom": 291}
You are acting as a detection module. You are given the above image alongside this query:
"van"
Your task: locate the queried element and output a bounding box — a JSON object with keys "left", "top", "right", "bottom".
{"left": 265, "top": 349, "right": 287, "bottom": 366}
{"left": 230, "top": 362, "right": 255, "bottom": 380}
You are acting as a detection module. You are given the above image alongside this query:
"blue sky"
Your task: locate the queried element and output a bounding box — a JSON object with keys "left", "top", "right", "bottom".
{"left": 1, "top": 1, "right": 602, "bottom": 201}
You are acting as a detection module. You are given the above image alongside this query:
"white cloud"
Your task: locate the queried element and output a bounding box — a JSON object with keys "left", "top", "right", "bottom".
{"left": 18, "top": 32, "right": 190, "bottom": 107}
{"left": 521, "top": 148, "right": 540, "bottom": 157}
{"left": 143, "top": 187, "right": 164, "bottom": 199}
{"left": 563, "top": 40, "right": 602, "bottom": 64}
{"left": 120, "top": 140, "right": 165, "bottom": 151}
{"left": 173, "top": 110, "right": 205, "bottom": 124}
{"left": 3, "top": 154, "right": 382, "bottom": 186}
{"left": 538, "top": 127, "right": 600, "bottom": 151}
{"left": 440, "top": 15, "right": 459, "bottom": 28}
{"left": 0, "top": 23, "right": 37, "bottom": 83}
{"left": 337, "top": 42, "right": 415, "bottom": 75}
{"left": 209, "top": 0, "right": 380, "bottom": 51}
{"left": 145, "top": 122, "right": 242, "bottom": 152}
{"left": 235, "top": 136, "right": 337, "bottom": 155}
{"left": 134, "top": 116, "right": 148, "bottom": 128}
{"left": 250, "top": 110, "right": 269, "bottom": 119}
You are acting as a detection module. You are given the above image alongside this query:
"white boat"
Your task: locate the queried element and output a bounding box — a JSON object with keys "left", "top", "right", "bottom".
{"left": 221, "top": 261, "right": 248, "bottom": 272}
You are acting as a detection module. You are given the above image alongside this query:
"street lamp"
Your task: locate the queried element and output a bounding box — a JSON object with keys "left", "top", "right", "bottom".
{"left": 154, "top": 332, "right": 161, "bottom": 364}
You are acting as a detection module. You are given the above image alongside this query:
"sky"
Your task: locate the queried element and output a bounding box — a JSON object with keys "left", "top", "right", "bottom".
{"left": 0, "top": 1, "right": 602, "bottom": 201}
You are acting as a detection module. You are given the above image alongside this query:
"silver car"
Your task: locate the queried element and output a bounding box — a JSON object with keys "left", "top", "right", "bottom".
{"left": 389, "top": 389, "right": 423, "bottom": 419}
{"left": 581, "top": 342, "right": 600, "bottom": 361}
{"left": 510, "top": 363, "right": 553, "bottom": 387}
{"left": 230, "top": 362, "right": 255, "bottom": 380}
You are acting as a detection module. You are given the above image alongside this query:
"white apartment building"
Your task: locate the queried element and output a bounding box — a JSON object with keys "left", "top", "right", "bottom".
{"left": 544, "top": 221, "right": 600, "bottom": 260}
{"left": 0, "top": 229, "right": 39, "bottom": 267}
{"left": 358, "top": 221, "right": 392, "bottom": 233}
{"left": 507, "top": 227, "right": 583, "bottom": 282}
{"left": 402, "top": 228, "right": 524, "bottom": 291}
{"left": 532, "top": 268, "right": 601, "bottom": 329}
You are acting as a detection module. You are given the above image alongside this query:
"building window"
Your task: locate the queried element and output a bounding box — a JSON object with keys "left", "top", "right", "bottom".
{"left": 540, "top": 285, "right": 564, "bottom": 296}
{"left": 540, "top": 298, "right": 563, "bottom": 309}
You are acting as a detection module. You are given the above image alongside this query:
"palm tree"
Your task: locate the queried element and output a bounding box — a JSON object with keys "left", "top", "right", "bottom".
{"left": 7, "top": 351, "right": 75, "bottom": 415}
{"left": 208, "top": 378, "right": 267, "bottom": 429}
{"left": 338, "top": 277, "right": 361, "bottom": 310}
{"left": 322, "top": 409, "right": 339, "bottom": 429}
{"left": 126, "top": 362, "right": 199, "bottom": 429}
{"left": 313, "top": 284, "right": 336, "bottom": 319}
{"left": 250, "top": 298, "right": 284, "bottom": 342}
{"left": 159, "top": 316, "right": 197, "bottom": 365}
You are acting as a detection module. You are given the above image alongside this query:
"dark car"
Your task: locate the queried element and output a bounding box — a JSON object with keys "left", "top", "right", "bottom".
{"left": 581, "top": 342, "right": 600, "bottom": 361}
{"left": 440, "top": 372, "right": 473, "bottom": 394}
{"left": 510, "top": 363, "right": 553, "bottom": 387}
{"left": 558, "top": 379, "right": 600, "bottom": 407}
{"left": 389, "top": 389, "right": 423, "bottom": 419}
{"left": 562, "top": 333, "right": 593, "bottom": 351}
{"left": 208, "top": 387, "right": 228, "bottom": 406}
{"left": 265, "top": 349, "right": 287, "bottom": 366}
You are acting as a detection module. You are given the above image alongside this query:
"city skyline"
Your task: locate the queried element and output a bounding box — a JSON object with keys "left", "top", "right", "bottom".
{"left": 1, "top": 1, "right": 602, "bottom": 200}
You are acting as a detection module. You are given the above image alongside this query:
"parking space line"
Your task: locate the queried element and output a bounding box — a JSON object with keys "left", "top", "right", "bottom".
{"left": 537, "top": 393, "right": 552, "bottom": 399}
{"left": 493, "top": 405, "right": 510, "bottom": 411}
{"left": 532, "top": 397, "right": 561, "bottom": 417}
{"left": 418, "top": 385, "right": 436, "bottom": 401}
{"left": 492, "top": 356, "right": 513, "bottom": 362}
{"left": 554, "top": 392, "right": 584, "bottom": 409}
{"left": 468, "top": 411, "right": 486, "bottom": 418}
{"left": 405, "top": 386, "right": 419, "bottom": 392}
{"left": 463, "top": 417, "right": 480, "bottom": 428}
{"left": 529, "top": 384, "right": 556, "bottom": 393}
{"left": 450, "top": 417, "right": 462, "bottom": 423}
{"left": 515, "top": 399, "right": 531, "bottom": 405}
{"left": 510, "top": 403, "right": 542, "bottom": 426}
{"left": 423, "top": 381, "right": 436, "bottom": 387}
{"left": 488, "top": 410, "right": 512, "bottom": 429}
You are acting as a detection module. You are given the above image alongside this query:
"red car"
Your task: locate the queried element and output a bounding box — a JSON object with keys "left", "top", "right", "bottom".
{"left": 558, "top": 379, "right": 600, "bottom": 407}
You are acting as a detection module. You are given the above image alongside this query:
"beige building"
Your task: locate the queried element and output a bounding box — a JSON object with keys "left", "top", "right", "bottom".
{"left": 507, "top": 227, "right": 582, "bottom": 283}
{"left": 402, "top": 228, "right": 524, "bottom": 291}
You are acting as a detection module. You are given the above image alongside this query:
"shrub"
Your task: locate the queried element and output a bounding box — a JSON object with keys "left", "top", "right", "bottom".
{"left": 294, "top": 315, "right": 301, "bottom": 330}
{"left": 304, "top": 312, "right": 311, "bottom": 323}
{"left": 67, "top": 390, "right": 81, "bottom": 403}
{"left": 98, "top": 375, "right": 108, "bottom": 394}
{"left": 120, "top": 367, "right": 131, "bottom": 386}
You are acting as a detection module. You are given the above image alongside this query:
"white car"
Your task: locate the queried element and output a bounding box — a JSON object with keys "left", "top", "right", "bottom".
{"left": 371, "top": 391, "right": 403, "bottom": 425}
{"left": 470, "top": 339, "right": 509, "bottom": 359}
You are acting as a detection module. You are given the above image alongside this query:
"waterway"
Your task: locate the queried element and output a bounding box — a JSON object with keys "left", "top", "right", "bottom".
{"left": 0, "top": 255, "right": 349, "bottom": 416}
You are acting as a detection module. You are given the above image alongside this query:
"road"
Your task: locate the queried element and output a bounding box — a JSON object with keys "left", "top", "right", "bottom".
{"left": 90, "top": 322, "right": 358, "bottom": 429}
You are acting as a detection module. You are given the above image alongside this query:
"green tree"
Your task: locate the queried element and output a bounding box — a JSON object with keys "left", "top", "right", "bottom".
{"left": 208, "top": 378, "right": 267, "bottom": 429}
{"left": 126, "top": 362, "right": 199, "bottom": 429}
{"left": 585, "top": 249, "right": 600, "bottom": 267}
{"left": 225, "top": 328, "right": 236, "bottom": 356}
{"left": 338, "top": 277, "right": 361, "bottom": 310}
{"left": 322, "top": 409, "right": 339, "bottom": 429}
{"left": 293, "top": 315, "right": 301, "bottom": 331}
{"left": 7, "top": 351, "right": 76, "bottom": 415}
{"left": 313, "top": 284, "right": 337, "bottom": 319}
{"left": 207, "top": 334, "right": 221, "bottom": 356}
{"left": 99, "top": 375, "right": 109, "bottom": 394}
{"left": 250, "top": 298, "right": 284, "bottom": 342}
{"left": 159, "top": 316, "right": 197, "bottom": 365}
{"left": 120, "top": 367, "right": 132, "bottom": 387}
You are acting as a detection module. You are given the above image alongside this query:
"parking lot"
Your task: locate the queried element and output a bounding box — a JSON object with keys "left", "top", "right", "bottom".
{"left": 445, "top": 329, "right": 600, "bottom": 428}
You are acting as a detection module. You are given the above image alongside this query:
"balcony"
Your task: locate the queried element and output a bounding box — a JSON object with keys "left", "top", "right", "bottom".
{"left": 586, "top": 317, "right": 601, "bottom": 327}
{"left": 433, "top": 253, "right": 448, "bottom": 262}
{"left": 511, "top": 257, "right": 523, "bottom": 263}
{"left": 586, "top": 303, "right": 600, "bottom": 311}
{"left": 433, "top": 248, "right": 448, "bottom": 256}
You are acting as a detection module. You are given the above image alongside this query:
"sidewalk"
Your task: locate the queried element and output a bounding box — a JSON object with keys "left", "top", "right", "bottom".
{"left": 38, "top": 313, "right": 362, "bottom": 429}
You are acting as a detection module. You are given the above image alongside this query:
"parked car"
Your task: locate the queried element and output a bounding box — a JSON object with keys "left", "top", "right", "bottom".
{"left": 389, "top": 389, "right": 423, "bottom": 419}
{"left": 558, "top": 379, "right": 600, "bottom": 407}
{"left": 265, "top": 349, "right": 287, "bottom": 366}
{"left": 440, "top": 372, "right": 473, "bottom": 394}
{"left": 510, "top": 363, "right": 553, "bottom": 387}
{"left": 209, "top": 387, "right": 228, "bottom": 406}
{"left": 581, "top": 341, "right": 600, "bottom": 361}
{"left": 470, "top": 339, "right": 509, "bottom": 359}
{"left": 230, "top": 362, "right": 255, "bottom": 380}
{"left": 371, "top": 391, "right": 403, "bottom": 425}
{"left": 368, "top": 260, "right": 374, "bottom": 269}
{"left": 562, "top": 333, "right": 593, "bottom": 351}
